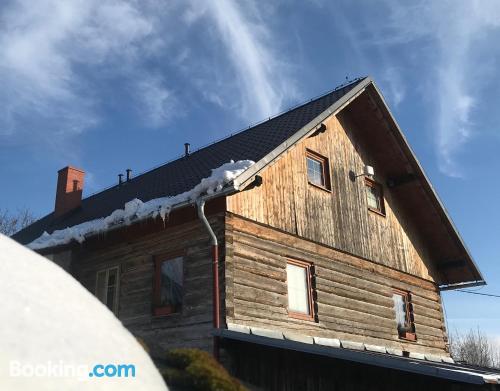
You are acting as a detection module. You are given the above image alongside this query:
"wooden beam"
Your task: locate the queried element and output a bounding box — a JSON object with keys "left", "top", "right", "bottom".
{"left": 386, "top": 173, "right": 419, "bottom": 188}
{"left": 309, "top": 123, "right": 327, "bottom": 137}
{"left": 436, "top": 260, "right": 467, "bottom": 271}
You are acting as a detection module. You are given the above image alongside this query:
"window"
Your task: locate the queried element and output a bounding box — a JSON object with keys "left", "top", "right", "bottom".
{"left": 392, "top": 290, "right": 416, "bottom": 341}
{"left": 286, "top": 259, "right": 314, "bottom": 320}
{"left": 96, "top": 266, "right": 120, "bottom": 315}
{"left": 306, "top": 150, "right": 331, "bottom": 190}
{"left": 154, "top": 253, "right": 184, "bottom": 316}
{"left": 365, "top": 178, "right": 385, "bottom": 215}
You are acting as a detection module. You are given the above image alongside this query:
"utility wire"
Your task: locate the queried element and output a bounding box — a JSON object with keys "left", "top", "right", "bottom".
{"left": 456, "top": 289, "right": 500, "bottom": 298}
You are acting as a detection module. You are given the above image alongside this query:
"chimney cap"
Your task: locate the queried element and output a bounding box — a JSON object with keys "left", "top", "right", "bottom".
{"left": 58, "top": 166, "right": 85, "bottom": 174}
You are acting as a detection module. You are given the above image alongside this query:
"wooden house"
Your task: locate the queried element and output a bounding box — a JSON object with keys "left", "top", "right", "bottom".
{"left": 14, "top": 77, "right": 499, "bottom": 389}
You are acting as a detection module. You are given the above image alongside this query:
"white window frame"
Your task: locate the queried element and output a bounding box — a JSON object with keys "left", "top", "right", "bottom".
{"left": 95, "top": 266, "right": 120, "bottom": 315}
{"left": 286, "top": 259, "right": 314, "bottom": 320}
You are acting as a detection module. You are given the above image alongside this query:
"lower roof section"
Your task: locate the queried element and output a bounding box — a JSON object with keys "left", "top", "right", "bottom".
{"left": 214, "top": 327, "right": 500, "bottom": 386}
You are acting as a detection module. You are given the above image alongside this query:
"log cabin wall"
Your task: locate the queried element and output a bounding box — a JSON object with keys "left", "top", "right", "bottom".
{"left": 227, "top": 112, "right": 437, "bottom": 281}
{"left": 71, "top": 214, "right": 225, "bottom": 358}
{"left": 224, "top": 214, "right": 448, "bottom": 355}
{"left": 225, "top": 110, "right": 449, "bottom": 355}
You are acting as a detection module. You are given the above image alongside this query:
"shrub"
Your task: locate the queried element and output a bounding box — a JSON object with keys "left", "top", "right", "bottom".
{"left": 136, "top": 337, "right": 150, "bottom": 354}
{"left": 162, "top": 348, "right": 246, "bottom": 391}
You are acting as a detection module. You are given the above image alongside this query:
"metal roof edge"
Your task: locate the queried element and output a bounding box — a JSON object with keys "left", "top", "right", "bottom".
{"left": 214, "top": 328, "right": 487, "bottom": 385}
{"left": 439, "top": 280, "right": 487, "bottom": 291}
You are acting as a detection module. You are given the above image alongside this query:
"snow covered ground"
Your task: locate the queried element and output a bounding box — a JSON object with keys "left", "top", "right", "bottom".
{"left": 0, "top": 234, "right": 168, "bottom": 390}
{"left": 28, "top": 159, "right": 254, "bottom": 250}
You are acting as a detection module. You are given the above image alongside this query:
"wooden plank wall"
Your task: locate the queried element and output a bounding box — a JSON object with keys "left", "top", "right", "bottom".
{"left": 72, "top": 215, "right": 225, "bottom": 358}
{"left": 226, "top": 113, "right": 437, "bottom": 282}
{"left": 225, "top": 341, "right": 483, "bottom": 391}
{"left": 225, "top": 214, "right": 448, "bottom": 355}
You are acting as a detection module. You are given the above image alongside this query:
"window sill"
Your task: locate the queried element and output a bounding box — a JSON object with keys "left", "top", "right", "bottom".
{"left": 399, "top": 332, "right": 417, "bottom": 342}
{"left": 153, "top": 306, "right": 181, "bottom": 317}
{"left": 308, "top": 181, "right": 332, "bottom": 193}
{"left": 288, "top": 311, "right": 315, "bottom": 321}
{"left": 368, "top": 207, "right": 386, "bottom": 217}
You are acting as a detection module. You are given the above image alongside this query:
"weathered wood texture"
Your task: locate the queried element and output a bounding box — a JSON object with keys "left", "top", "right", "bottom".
{"left": 225, "top": 214, "right": 448, "bottom": 355}
{"left": 71, "top": 214, "right": 225, "bottom": 357}
{"left": 226, "top": 112, "right": 438, "bottom": 282}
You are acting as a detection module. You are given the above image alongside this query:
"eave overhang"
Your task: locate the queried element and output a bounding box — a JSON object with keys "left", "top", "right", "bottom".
{"left": 215, "top": 328, "right": 500, "bottom": 385}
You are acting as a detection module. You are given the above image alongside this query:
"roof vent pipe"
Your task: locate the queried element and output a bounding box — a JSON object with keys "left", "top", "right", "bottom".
{"left": 184, "top": 143, "right": 190, "bottom": 157}
{"left": 118, "top": 174, "right": 123, "bottom": 186}
{"left": 126, "top": 169, "right": 132, "bottom": 182}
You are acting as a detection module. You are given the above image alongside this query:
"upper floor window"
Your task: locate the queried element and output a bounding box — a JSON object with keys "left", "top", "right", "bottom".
{"left": 96, "top": 266, "right": 120, "bottom": 315}
{"left": 306, "top": 150, "right": 331, "bottom": 190}
{"left": 365, "top": 178, "right": 385, "bottom": 215}
{"left": 392, "top": 290, "right": 416, "bottom": 341}
{"left": 286, "top": 259, "right": 315, "bottom": 320}
{"left": 154, "top": 252, "right": 184, "bottom": 316}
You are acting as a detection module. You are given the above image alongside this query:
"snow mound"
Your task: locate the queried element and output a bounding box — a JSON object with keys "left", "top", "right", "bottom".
{"left": 28, "top": 160, "right": 254, "bottom": 250}
{"left": 0, "top": 234, "right": 168, "bottom": 390}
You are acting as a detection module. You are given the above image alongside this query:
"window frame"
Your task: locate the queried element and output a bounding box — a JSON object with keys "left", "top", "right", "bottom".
{"left": 306, "top": 149, "right": 331, "bottom": 191}
{"left": 286, "top": 258, "right": 315, "bottom": 321}
{"left": 95, "top": 266, "right": 120, "bottom": 315}
{"left": 392, "top": 289, "right": 417, "bottom": 341}
{"left": 153, "top": 250, "right": 185, "bottom": 317}
{"left": 365, "top": 177, "right": 386, "bottom": 216}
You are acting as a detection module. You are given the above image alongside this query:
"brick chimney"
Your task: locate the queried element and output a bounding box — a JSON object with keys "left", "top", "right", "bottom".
{"left": 54, "top": 166, "right": 85, "bottom": 218}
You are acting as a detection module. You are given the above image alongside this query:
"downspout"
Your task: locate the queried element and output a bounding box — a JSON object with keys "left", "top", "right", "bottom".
{"left": 196, "top": 199, "right": 220, "bottom": 361}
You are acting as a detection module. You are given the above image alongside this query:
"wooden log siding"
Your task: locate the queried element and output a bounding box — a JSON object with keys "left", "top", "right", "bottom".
{"left": 226, "top": 113, "right": 437, "bottom": 282}
{"left": 225, "top": 340, "right": 486, "bottom": 391}
{"left": 225, "top": 214, "right": 449, "bottom": 355}
{"left": 72, "top": 214, "right": 226, "bottom": 357}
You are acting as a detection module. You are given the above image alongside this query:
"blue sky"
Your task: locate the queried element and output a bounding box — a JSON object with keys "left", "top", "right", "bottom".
{"left": 1, "top": 1, "right": 499, "bottom": 342}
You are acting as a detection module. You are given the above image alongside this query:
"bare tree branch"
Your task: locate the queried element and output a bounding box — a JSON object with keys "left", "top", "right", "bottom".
{"left": 0, "top": 208, "right": 36, "bottom": 236}
{"left": 450, "top": 328, "right": 500, "bottom": 368}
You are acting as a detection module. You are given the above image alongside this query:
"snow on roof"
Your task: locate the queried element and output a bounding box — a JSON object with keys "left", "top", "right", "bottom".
{"left": 0, "top": 234, "right": 168, "bottom": 390}
{"left": 27, "top": 160, "right": 254, "bottom": 251}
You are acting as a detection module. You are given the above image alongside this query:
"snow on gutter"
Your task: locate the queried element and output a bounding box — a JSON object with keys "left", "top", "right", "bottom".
{"left": 28, "top": 160, "right": 255, "bottom": 250}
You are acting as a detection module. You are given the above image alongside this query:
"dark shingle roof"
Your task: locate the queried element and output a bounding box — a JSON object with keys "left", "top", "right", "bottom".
{"left": 13, "top": 78, "right": 366, "bottom": 245}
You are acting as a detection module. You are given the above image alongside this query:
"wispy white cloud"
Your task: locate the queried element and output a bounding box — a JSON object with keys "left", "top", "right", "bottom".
{"left": 328, "top": 0, "right": 500, "bottom": 177}
{"left": 134, "top": 74, "right": 178, "bottom": 128}
{"left": 186, "top": 0, "right": 298, "bottom": 120}
{"left": 381, "top": 67, "right": 406, "bottom": 108}
{"left": 0, "top": 0, "right": 175, "bottom": 140}
{"left": 82, "top": 171, "right": 99, "bottom": 195}
{"left": 365, "top": 0, "right": 500, "bottom": 177}
{"left": 432, "top": 1, "right": 500, "bottom": 177}
{"left": 326, "top": 3, "right": 407, "bottom": 108}
{"left": 0, "top": 0, "right": 299, "bottom": 143}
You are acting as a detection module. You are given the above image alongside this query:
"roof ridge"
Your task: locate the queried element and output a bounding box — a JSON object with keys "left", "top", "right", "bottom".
{"left": 83, "top": 77, "right": 366, "bottom": 201}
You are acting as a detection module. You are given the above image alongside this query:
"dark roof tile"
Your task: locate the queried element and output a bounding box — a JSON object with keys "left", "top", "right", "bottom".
{"left": 13, "top": 78, "right": 365, "bottom": 245}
